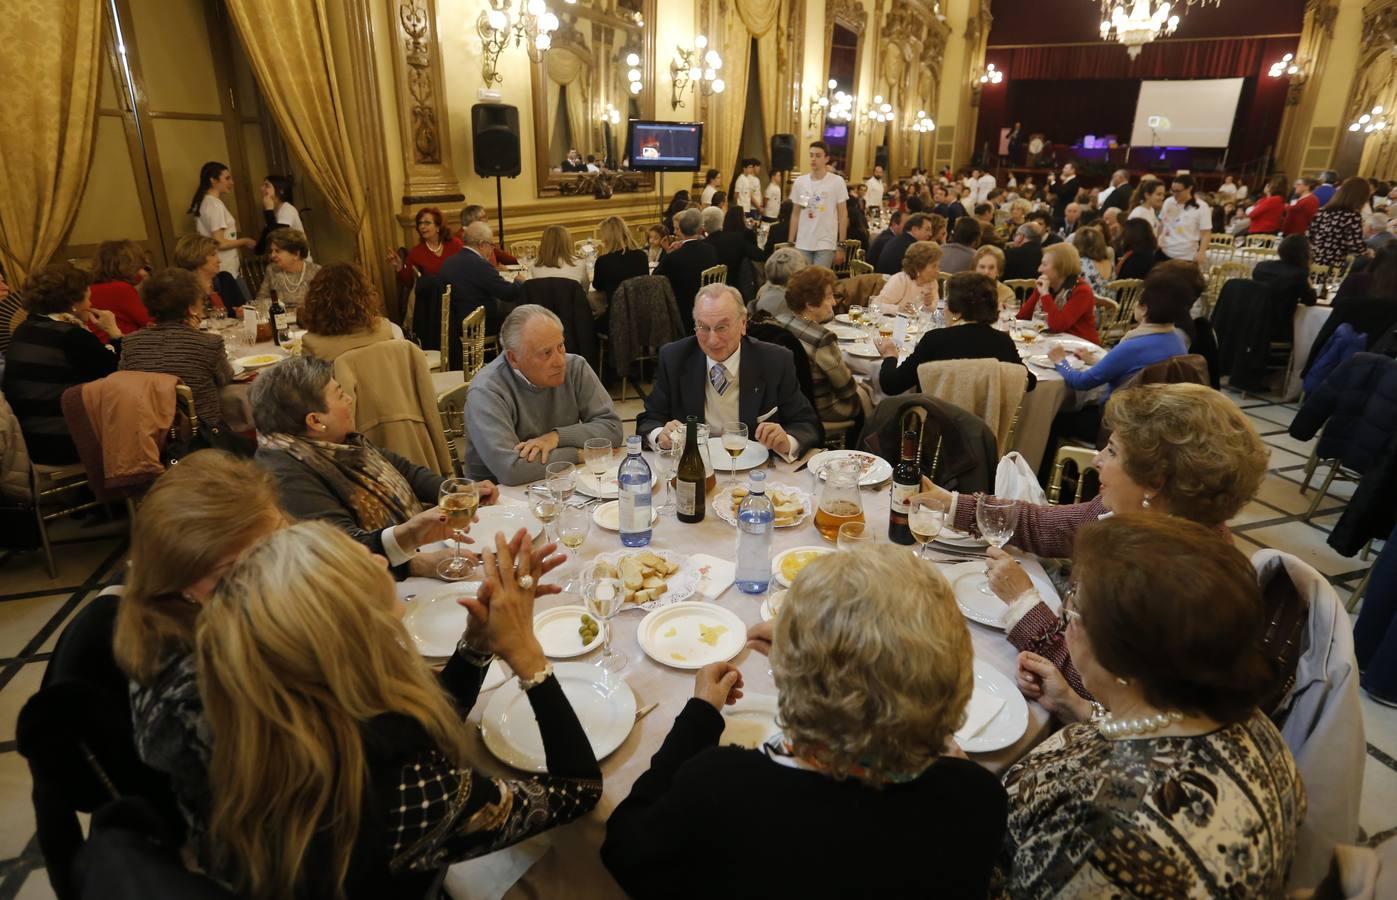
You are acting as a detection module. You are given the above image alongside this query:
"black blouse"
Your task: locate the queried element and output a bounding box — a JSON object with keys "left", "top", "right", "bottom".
{"left": 878, "top": 322, "right": 1037, "bottom": 396}
{"left": 592, "top": 248, "right": 649, "bottom": 302}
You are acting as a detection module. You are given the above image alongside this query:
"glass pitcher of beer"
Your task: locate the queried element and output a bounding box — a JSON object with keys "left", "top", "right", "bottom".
{"left": 814, "top": 457, "right": 865, "bottom": 542}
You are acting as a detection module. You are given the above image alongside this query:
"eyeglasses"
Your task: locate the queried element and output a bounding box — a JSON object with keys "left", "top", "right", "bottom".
{"left": 694, "top": 323, "right": 735, "bottom": 336}
{"left": 1058, "top": 583, "right": 1083, "bottom": 632}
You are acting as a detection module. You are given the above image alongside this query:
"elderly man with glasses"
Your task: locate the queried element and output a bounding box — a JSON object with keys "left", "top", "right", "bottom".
{"left": 637, "top": 284, "right": 821, "bottom": 460}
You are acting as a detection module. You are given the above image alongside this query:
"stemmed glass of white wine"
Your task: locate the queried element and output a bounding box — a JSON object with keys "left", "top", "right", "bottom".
{"left": 529, "top": 483, "right": 561, "bottom": 543}
{"left": 721, "top": 422, "right": 748, "bottom": 487}
{"left": 908, "top": 494, "right": 947, "bottom": 560}
{"left": 582, "top": 438, "right": 613, "bottom": 489}
{"left": 975, "top": 495, "right": 1020, "bottom": 594}
{"left": 436, "top": 478, "right": 479, "bottom": 581}
{"left": 582, "top": 571, "right": 627, "bottom": 674}
{"left": 545, "top": 461, "right": 576, "bottom": 505}
{"left": 554, "top": 504, "right": 591, "bottom": 594}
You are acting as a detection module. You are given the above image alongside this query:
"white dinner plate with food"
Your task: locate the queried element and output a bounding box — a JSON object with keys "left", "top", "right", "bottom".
{"left": 480, "top": 662, "right": 636, "bottom": 772}
{"left": 760, "top": 588, "right": 788, "bottom": 622}
{"left": 706, "top": 437, "right": 769, "bottom": 470}
{"left": 591, "top": 499, "right": 659, "bottom": 531}
{"left": 956, "top": 659, "right": 1030, "bottom": 753}
{"left": 828, "top": 323, "right": 863, "bottom": 341}
{"left": 636, "top": 601, "right": 747, "bottom": 669}
{"left": 845, "top": 342, "right": 881, "bottom": 359}
{"left": 534, "top": 605, "right": 605, "bottom": 659}
{"left": 720, "top": 693, "right": 781, "bottom": 749}
{"left": 401, "top": 587, "right": 479, "bottom": 658}
{"left": 943, "top": 561, "right": 1006, "bottom": 629}
{"left": 576, "top": 467, "right": 657, "bottom": 500}
{"left": 934, "top": 527, "right": 989, "bottom": 550}
{"left": 771, "top": 545, "right": 833, "bottom": 588}
{"left": 591, "top": 548, "right": 699, "bottom": 610}
{"left": 807, "top": 449, "right": 894, "bottom": 487}
{"left": 233, "top": 352, "right": 285, "bottom": 369}
{"left": 713, "top": 484, "right": 812, "bottom": 528}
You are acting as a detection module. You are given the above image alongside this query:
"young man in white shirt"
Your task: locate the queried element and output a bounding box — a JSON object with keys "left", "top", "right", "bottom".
{"left": 763, "top": 170, "right": 783, "bottom": 221}
{"left": 1158, "top": 173, "right": 1211, "bottom": 267}
{"left": 788, "top": 142, "right": 849, "bottom": 268}
{"left": 865, "top": 164, "right": 885, "bottom": 211}
{"left": 733, "top": 159, "right": 763, "bottom": 217}
{"left": 974, "top": 168, "right": 996, "bottom": 206}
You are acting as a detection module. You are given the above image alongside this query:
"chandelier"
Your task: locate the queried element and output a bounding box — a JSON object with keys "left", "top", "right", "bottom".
{"left": 1349, "top": 105, "right": 1388, "bottom": 135}
{"left": 1097, "top": 0, "right": 1220, "bottom": 59}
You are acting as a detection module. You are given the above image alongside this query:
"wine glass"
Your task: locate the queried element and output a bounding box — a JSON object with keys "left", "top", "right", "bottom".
{"left": 555, "top": 504, "right": 592, "bottom": 594}
{"left": 528, "top": 483, "right": 561, "bottom": 543}
{"left": 975, "top": 495, "right": 1020, "bottom": 595}
{"left": 721, "top": 423, "right": 748, "bottom": 486}
{"left": 848, "top": 304, "right": 864, "bottom": 327}
{"left": 582, "top": 438, "right": 614, "bottom": 489}
{"left": 653, "top": 446, "right": 681, "bottom": 516}
{"left": 436, "top": 478, "right": 479, "bottom": 581}
{"left": 908, "top": 495, "right": 947, "bottom": 560}
{"left": 582, "top": 573, "right": 627, "bottom": 674}
{"left": 836, "top": 521, "right": 874, "bottom": 552}
{"left": 545, "top": 461, "right": 576, "bottom": 504}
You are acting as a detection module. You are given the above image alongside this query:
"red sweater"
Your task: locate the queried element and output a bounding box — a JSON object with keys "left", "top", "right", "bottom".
{"left": 89, "top": 280, "right": 151, "bottom": 334}
{"left": 1017, "top": 280, "right": 1100, "bottom": 344}
{"left": 1281, "top": 193, "right": 1319, "bottom": 236}
{"left": 1246, "top": 195, "right": 1285, "bottom": 234}
{"left": 395, "top": 237, "right": 465, "bottom": 285}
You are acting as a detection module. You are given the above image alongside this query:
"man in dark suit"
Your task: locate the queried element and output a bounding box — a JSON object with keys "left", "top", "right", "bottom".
{"left": 438, "top": 221, "right": 524, "bottom": 367}
{"left": 875, "top": 213, "right": 933, "bottom": 274}
{"left": 1050, "top": 162, "right": 1081, "bottom": 227}
{"left": 868, "top": 210, "right": 902, "bottom": 267}
{"left": 638, "top": 283, "right": 821, "bottom": 459}
{"left": 1099, "top": 169, "right": 1132, "bottom": 212}
{"left": 654, "top": 208, "right": 720, "bottom": 332}
{"left": 1025, "top": 211, "right": 1062, "bottom": 247}
{"left": 1002, "top": 224, "right": 1044, "bottom": 280}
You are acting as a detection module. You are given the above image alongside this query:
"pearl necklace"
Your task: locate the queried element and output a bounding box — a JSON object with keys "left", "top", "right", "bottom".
{"left": 285, "top": 265, "right": 307, "bottom": 290}
{"left": 1095, "top": 708, "right": 1184, "bottom": 738}
{"left": 426, "top": 240, "right": 444, "bottom": 257}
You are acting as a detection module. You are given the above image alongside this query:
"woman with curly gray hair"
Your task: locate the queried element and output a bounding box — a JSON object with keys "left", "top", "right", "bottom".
{"left": 602, "top": 544, "right": 1008, "bottom": 898}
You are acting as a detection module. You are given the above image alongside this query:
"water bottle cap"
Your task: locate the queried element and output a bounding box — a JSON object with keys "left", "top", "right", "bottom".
{"left": 626, "top": 435, "right": 642, "bottom": 452}
{"left": 747, "top": 470, "right": 766, "bottom": 491}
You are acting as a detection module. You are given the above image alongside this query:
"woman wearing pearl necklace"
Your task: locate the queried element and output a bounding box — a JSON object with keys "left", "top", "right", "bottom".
{"left": 994, "top": 514, "right": 1304, "bottom": 898}
{"left": 253, "top": 228, "right": 320, "bottom": 310}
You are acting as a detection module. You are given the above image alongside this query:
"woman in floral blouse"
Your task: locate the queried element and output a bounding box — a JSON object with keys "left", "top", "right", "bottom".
{"left": 1308, "top": 177, "right": 1372, "bottom": 269}
{"left": 994, "top": 515, "right": 1304, "bottom": 899}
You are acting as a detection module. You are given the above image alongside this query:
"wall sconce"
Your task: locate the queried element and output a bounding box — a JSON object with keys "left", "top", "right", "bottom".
{"left": 1267, "top": 52, "right": 1307, "bottom": 83}
{"left": 1349, "top": 105, "right": 1389, "bottom": 135}
{"left": 975, "top": 63, "right": 1004, "bottom": 86}
{"left": 911, "top": 110, "right": 936, "bottom": 133}
{"left": 806, "top": 80, "right": 854, "bottom": 130}
{"left": 599, "top": 102, "right": 622, "bottom": 125}
{"left": 625, "top": 51, "right": 643, "bottom": 95}
{"left": 478, "top": 0, "right": 560, "bottom": 85}
{"left": 669, "top": 35, "right": 724, "bottom": 110}
{"left": 858, "top": 95, "right": 894, "bottom": 133}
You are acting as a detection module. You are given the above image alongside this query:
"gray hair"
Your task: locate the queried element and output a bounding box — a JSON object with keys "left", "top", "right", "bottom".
{"left": 1365, "top": 212, "right": 1389, "bottom": 230}
{"left": 764, "top": 247, "right": 808, "bottom": 286}
{"left": 700, "top": 206, "right": 723, "bottom": 235}
{"left": 499, "top": 303, "right": 564, "bottom": 353}
{"left": 1015, "top": 223, "right": 1041, "bottom": 243}
{"left": 463, "top": 221, "right": 493, "bottom": 246}
{"left": 675, "top": 207, "right": 702, "bottom": 237}
{"left": 249, "top": 355, "right": 335, "bottom": 436}
{"left": 695, "top": 283, "right": 746, "bottom": 319}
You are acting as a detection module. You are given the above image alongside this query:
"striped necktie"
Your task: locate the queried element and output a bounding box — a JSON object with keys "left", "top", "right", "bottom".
{"left": 709, "top": 363, "right": 730, "bottom": 396}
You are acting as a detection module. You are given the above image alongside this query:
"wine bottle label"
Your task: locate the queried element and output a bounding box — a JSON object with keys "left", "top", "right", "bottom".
{"left": 676, "top": 480, "right": 699, "bottom": 516}
{"left": 890, "top": 482, "right": 917, "bottom": 514}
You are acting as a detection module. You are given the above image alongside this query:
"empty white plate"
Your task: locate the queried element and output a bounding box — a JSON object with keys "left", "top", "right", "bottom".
{"left": 461, "top": 501, "right": 535, "bottom": 546}
{"left": 577, "top": 468, "right": 656, "bottom": 499}
{"left": 942, "top": 561, "right": 1007, "bottom": 629}
{"left": 957, "top": 659, "right": 1029, "bottom": 754}
{"left": 534, "top": 605, "right": 604, "bottom": 659}
{"left": 845, "top": 342, "right": 881, "bottom": 358}
{"left": 721, "top": 693, "right": 781, "bottom": 749}
{"left": 706, "top": 437, "right": 769, "bottom": 470}
{"left": 480, "top": 662, "right": 636, "bottom": 772}
{"left": 401, "top": 587, "right": 478, "bottom": 658}
{"left": 636, "top": 602, "right": 747, "bottom": 669}
{"left": 829, "top": 323, "right": 863, "bottom": 341}
{"left": 592, "top": 500, "right": 659, "bottom": 531}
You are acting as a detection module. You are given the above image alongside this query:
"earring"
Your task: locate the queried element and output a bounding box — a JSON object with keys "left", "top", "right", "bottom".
{"left": 319, "top": 424, "right": 328, "bottom": 431}
{"left": 1141, "top": 495, "right": 1151, "bottom": 509}
{"left": 1116, "top": 676, "right": 1129, "bottom": 686}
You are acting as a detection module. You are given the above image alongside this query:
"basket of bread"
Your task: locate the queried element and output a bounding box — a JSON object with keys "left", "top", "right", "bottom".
{"left": 713, "top": 484, "right": 812, "bottom": 528}
{"left": 589, "top": 549, "right": 697, "bottom": 610}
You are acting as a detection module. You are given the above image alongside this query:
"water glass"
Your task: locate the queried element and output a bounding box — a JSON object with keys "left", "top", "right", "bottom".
{"left": 653, "top": 446, "right": 681, "bottom": 515}
{"left": 545, "top": 461, "right": 576, "bottom": 504}
{"left": 975, "top": 496, "right": 1020, "bottom": 594}
{"left": 583, "top": 438, "right": 614, "bottom": 483}
{"left": 836, "top": 521, "right": 874, "bottom": 552}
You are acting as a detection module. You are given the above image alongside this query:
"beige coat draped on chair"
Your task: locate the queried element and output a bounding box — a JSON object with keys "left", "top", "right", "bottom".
{"left": 333, "top": 340, "right": 452, "bottom": 476}
{"left": 916, "top": 359, "right": 1027, "bottom": 454}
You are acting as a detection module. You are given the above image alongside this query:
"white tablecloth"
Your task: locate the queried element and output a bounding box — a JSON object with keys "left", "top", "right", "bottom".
{"left": 400, "top": 465, "right": 1059, "bottom": 899}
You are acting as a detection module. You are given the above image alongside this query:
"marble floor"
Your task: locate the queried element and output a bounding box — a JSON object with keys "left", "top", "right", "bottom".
{"left": 0, "top": 387, "right": 1393, "bottom": 896}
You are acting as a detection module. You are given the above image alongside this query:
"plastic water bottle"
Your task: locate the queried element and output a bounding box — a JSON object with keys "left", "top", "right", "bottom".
{"left": 734, "top": 471, "right": 774, "bottom": 594}
{"left": 617, "top": 435, "right": 653, "bottom": 547}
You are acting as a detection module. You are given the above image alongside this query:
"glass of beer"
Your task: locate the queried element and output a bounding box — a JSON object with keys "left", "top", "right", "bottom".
{"left": 437, "top": 478, "right": 480, "bottom": 581}
{"left": 721, "top": 422, "right": 748, "bottom": 486}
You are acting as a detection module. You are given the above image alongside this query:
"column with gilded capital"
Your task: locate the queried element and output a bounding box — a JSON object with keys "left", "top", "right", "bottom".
{"left": 389, "top": 0, "right": 466, "bottom": 219}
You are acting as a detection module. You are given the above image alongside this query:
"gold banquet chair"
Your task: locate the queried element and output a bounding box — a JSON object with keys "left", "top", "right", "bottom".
{"left": 431, "top": 305, "right": 489, "bottom": 397}
{"left": 1046, "top": 445, "right": 1100, "bottom": 505}
{"left": 1093, "top": 295, "right": 1120, "bottom": 336}
{"left": 1200, "top": 261, "right": 1250, "bottom": 319}
{"left": 848, "top": 258, "right": 874, "bottom": 277}
{"left": 1101, "top": 279, "right": 1143, "bottom": 347}
{"left": 1004, "top": 279, "right": 1037, "bottom": 306}
{"left": 509, "top": 240, "right": 540, "bottom": 262}
{"left": 700, "top": 264, "right": 728, "bottom": 287}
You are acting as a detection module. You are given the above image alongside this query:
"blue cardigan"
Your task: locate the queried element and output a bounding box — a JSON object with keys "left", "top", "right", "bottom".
{"left": 1057, "top": 330, "right": 1187, "bottom": 397}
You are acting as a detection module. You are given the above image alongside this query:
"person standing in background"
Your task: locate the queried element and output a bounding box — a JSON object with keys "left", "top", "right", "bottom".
{"left": 256, "top": 174, "right": 305, "bottom": 255}
{"left": 1098, "top": 170, "right": 1132, "bottom": 212}
{"left": 1050, "top": 162, "right": 1081, "bottom": 228}
{"left": 189, "top": 161, "right": 256, "bottom": 305}
{"left": 1313, "top": 170, "right": 1339, "bottom": 207}
{"left": 865, "top": 163, "right": 885, "bottom": 212}
{"left": 789, "top": 142, "right": 849, "bottom": 268}
{"left": 1158, "top": 174, "right": 1211, "bottom": 268}
{"left": 733, "top": 159, "right": 763, "bottom": 218}
{"left": 1282, "top": 177, "right": 1321, "bottom": 236}
{"left": 700, "top": 168, "right": 721, "bottom": 207}
{"left": 763, "top": 171, "right": 783, "bottom": 222}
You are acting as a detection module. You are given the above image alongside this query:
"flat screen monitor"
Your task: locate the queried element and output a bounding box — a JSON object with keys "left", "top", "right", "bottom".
{"left": 627, "top": 120, "right": 703, "bottom": 171}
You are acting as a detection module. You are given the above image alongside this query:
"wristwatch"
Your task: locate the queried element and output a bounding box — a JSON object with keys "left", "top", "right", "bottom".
{"left": 455, "top": 636, "right": 495, "bottom": 669}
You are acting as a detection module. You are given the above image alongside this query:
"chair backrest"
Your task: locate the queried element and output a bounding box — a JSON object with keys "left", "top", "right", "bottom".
{"left": 848, "top": 258, "right": 874, "bottom": 277}
{"left": 334, "top": 340, "right": 453, "bottom": 474}
{"left": 857, "top": 393, "right": 997, "bottom": 492}
{"left": 832, "top": 239, "right": 860, "bottom": 277}
{"left": 833, "top": 272, "right": 887, "bottom": 312}
{"left": 1201, "top": 261, "right": 1251, "bottom": 318}
{"left": 1046, "top": 444, "right": 1099, "bottom": 505}
{"left": 700, "top": 264, "right": 727, "bottom": 287}
{"left": 435, "top": 380, "right": 470, "bottom": 477}
{"left": 1207, "top": 233, "right": 1237, "bottom": 254}
{"left": 1093, "top": 294, "right": 1120, "bottom": 335}
{"left": 915, "top": 358, "right": 1028, "bottom": 453}
{"left": 772, "top": 241, "right": 794, "bottom": 251}
{"left": 437, "top": 283, "right": 454, "bottom": 370}
{"left": 460, "top": 306, "right": 487, "bottom": 383}
{"left": 1004, "top": 278, "right": 1037, "bottom": 305}
{"left": 241, "top": 254, "right": 268, "bottom": 298}
{"left": 0, "top": 292, "right": 26, "bottom": 353}
{"left": 509, "top": 240, "right": 540, "bottom": 262}
{"left": 1102, "top": 278, "right": 1144, "bottom": 345}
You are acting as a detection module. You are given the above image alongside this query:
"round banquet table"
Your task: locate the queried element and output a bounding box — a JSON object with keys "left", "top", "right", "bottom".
{"left": 397, "top": 464, "right": 1061, "bottom": 900}
{"left": 838, "top": 319, "right": 1104, "bottom": 473}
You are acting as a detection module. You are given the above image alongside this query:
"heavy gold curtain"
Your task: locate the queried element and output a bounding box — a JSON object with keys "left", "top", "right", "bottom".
{"left": 547, "top": 48, "right": 593, "bottom": 160}
{"left": 0, "top": 0, "right": 102, "bottom": 286}
{"left": 225, "top": 0, "right": 376, "bottom": 270}
{"left": 713, "top": 0, "right": 783, "bottom": 177}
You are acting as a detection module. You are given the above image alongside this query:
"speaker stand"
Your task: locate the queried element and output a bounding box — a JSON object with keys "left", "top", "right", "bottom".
{"left": 494, "top": 176, "right": 506, "bottom": 245}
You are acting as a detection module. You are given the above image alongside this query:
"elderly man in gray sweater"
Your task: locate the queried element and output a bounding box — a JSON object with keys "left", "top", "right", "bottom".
{"left": 465, "top": 304, "right": 623, "bottom": 485}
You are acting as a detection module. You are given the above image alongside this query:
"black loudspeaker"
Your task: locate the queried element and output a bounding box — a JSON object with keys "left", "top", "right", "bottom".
{"left": 874, "top": 145, "right": 889, "bottom": 171}
{"left": 472, "top": 104, "right": 521, "bottom": 178}
{"left": 770, "top": 133, "right": 796, "bottom": 172}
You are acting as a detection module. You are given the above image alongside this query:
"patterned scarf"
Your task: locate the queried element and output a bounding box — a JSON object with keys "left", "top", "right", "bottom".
{"left": 260, "top": 432, "right": 423, "bottom": 530}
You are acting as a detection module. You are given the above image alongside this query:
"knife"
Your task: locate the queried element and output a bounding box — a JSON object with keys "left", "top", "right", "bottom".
{"left": 634, "top": 702, "right": 659, "bottom": 722}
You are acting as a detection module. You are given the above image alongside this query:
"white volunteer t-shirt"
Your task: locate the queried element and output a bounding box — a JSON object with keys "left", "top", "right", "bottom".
{"left": 701, "top": 184, "right": 717, "bottom": 206}
{"left": 275, "top": 203, "right": 305, "bottom": 234}
{"left": 763, "top": 182, "right": 782, "bottom": 219}
{"left": 734, "top": 173, "right": 762, "bottom": 212}
{"left": 197, "top": 194, "right": 241, "bottom": 278}
{"left": 865, "top": 176, "right": 884, "bottom": 210}
{"left": 1127, "top": 205, "right": 1160, "bottom": 235}
{"left": 791, "top": 171, "right": 848, "bottom": 252}
{"left": 1158, "top": 197, "right": 1211, "bottom": 260}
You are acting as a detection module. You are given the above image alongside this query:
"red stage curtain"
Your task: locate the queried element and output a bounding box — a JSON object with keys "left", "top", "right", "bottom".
{"left": 987, "top": 37, "right": 1283, "bottom": 80}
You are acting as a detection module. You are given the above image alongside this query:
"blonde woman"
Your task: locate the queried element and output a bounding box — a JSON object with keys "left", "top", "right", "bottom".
{"left": 1017, "top": 242, "right": 1099, "bottom": 343}
{"left": 197, "top": 522, "right": 597, "bottom": 899}
{"left": 1070, "top": 226, "right": 1115, "bottom": 299}
{"left": 871, "top": 240, "right": 941, "bottom": 315}
{"left": 592, "top": 215, "right": 649, "bottom": 306}
{"left": 530, "top": 224, "right": 589, "bottom": 287}
{"left": 173, "top": 233, "right": 228, "bottom": 313}
{"left": 604, "top": 544, "right": 1007, "bottom": 897}
{"left": 972, "top": 244, "right": 1017, "bottom": 310}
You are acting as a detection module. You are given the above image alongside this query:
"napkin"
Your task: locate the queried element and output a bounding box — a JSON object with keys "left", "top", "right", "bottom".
{"left": 691, "top": 554, "right": 736, "bottom": 599}
{"left": 955, "top": 690, "right": 1006, "bottom": 741}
